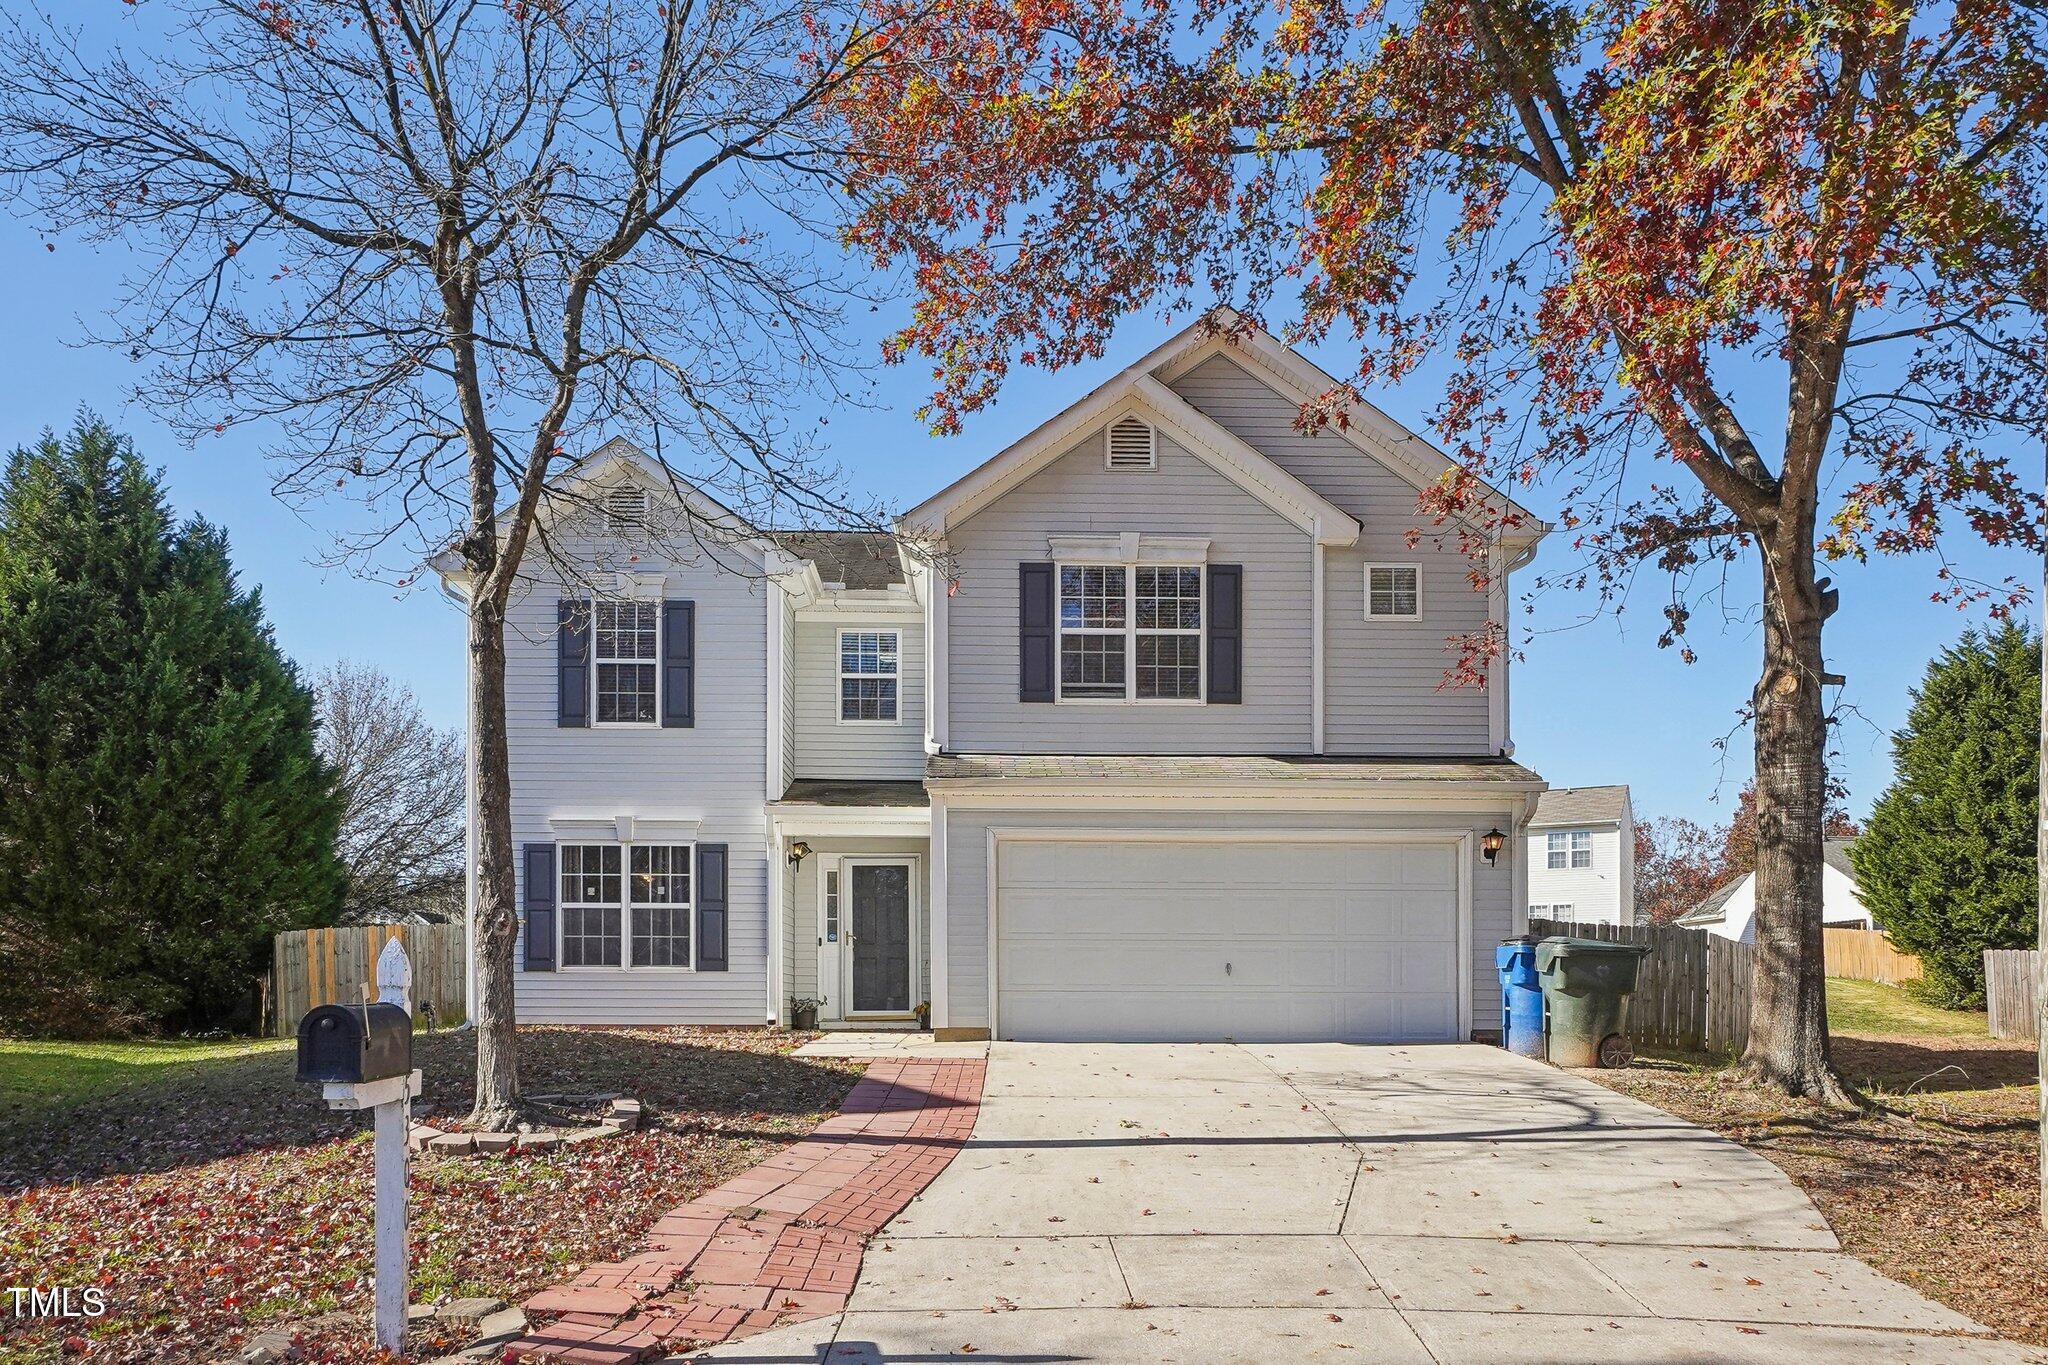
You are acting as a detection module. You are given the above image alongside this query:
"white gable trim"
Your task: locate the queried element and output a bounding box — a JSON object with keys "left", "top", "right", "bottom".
{"left": 1148, "top": 313, "right": 1546, "bottom": 547}
{"left": 900, "top": 375, "right": 1361, "bottom": 547}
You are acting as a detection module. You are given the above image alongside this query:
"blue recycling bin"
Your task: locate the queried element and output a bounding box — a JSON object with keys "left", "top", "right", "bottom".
{"left": 1496, "top": 936, "right": 1544, "bottom": 1057}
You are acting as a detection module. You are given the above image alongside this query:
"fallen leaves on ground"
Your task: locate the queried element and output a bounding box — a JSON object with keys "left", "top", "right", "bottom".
{"left": 0, "top": 1027, "right": 859, "bottom": 1363}
{"left": 1590, "top": 1033, "right": 2045, "bottom": 1347}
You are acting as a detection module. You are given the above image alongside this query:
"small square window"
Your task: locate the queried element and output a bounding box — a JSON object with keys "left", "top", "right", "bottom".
{"left": 1365, "top": 564, "right": 1421, "bottom": 619}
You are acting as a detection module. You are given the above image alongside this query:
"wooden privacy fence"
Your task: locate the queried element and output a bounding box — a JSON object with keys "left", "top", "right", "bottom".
{"left": 1529, "top": 917, "right": 1754, "bottom": 1053}
{"left": 271, "top": 923, "right": 466, "bottom": 1036}
{"left": 1984, "top": 949, "right": 2040, "bottom": 1042}
{"left": 1823, "top": 927, "right": 1923, "bottom": 985}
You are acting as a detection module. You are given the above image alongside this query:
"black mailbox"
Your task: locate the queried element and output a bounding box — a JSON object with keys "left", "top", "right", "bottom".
{"left": 296, "top": 1003, "right": 413, "bottom": 1085}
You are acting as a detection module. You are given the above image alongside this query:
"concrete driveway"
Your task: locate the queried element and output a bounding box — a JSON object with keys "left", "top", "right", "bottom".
{"left": 703, "top": 1043, "right": 2037, "bottom": 1363}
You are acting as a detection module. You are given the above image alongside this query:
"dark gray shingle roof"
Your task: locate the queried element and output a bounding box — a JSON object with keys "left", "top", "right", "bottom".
{"left": 771, "top": 531, "right": 905, "bottom": 589}
{"left": 1529, "top": 785, "right": 1630, "bottom": 827}
{"left": 774, "top": 779, "right": 929, "bottom": 808}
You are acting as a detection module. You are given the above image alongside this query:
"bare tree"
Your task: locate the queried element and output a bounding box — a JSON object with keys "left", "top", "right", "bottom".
{"left": 315, "top": 661, "right": 464, "bottom": 924}
{"left": 0, "top": 0, "right": 907, "bottom": 1126}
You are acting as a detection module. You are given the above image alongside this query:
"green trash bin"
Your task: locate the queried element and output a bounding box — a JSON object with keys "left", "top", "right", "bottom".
{"left": 1536, "top": 937, "right": 1650, "bottom": 1068}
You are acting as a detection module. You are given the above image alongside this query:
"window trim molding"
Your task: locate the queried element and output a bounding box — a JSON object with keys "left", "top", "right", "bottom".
{"left": 589, "top": 597, "right": 662, "bottom": 728}
{"left": 1052, "top": 560, "right": 1207, "bottom": 706}
{"left": 1543, "top": 829, "right": 1594, "bottom": 871}
{"left": 1363, "top": 562, "right": 1424, "bottom": 622}
{"left": 836, "top": 627, "right": 904, "bottom": 727}
{"left": 555, "top": 838, "right": 697, "bottom": 972}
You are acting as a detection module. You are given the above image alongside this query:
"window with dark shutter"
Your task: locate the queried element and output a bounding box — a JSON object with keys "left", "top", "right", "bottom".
{"left": 522, "top": 843, "right": 557, "bottom": 972}
{"left": 662, "top": 599, "right": 695, "bottom": 727}
{"left": 1206, "top": 564, "right": 1243, "bottom": 704}
{"left": 1018, "top": 563, "right": 1055, "bottom": 702}
{"left": 557, "top": 600, "right": 590, "bottom": 727}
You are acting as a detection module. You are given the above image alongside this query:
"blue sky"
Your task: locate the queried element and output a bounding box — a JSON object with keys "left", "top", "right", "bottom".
{"left": 0, "top": 213, "right": 2032, "bottom": 830}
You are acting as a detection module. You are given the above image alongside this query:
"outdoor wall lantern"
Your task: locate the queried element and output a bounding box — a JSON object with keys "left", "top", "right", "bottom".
{"left": 1480, "top": 828, "right": 1506, "bottom": 866}
{"left": 787, "top": 840, "right": 813, "bottom": 866}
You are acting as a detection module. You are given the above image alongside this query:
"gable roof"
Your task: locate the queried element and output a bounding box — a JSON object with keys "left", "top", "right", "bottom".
{"left": 1529, "top": 785, "right": 1631, "bottom": 827}
{"left": 1144, "top": 310, "right": 1546, "bottom": 551}
{"left": 1823, "top": 836, "right": 1859, "bottom": 881}
{"left": 770, "top": 530, "right": 905, "bottom": 589}
{"left": 1679, "top": 837, "right": 1864, "bottom": 927}
{"left": 900, "top": 363, "right": 1362, "bottom": 545}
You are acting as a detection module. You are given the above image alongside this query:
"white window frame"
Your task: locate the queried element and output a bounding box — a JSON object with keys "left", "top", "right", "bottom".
{"left": 590, "top": 597, "right": 661, "bottom": 728}
{"left": 1545, "top": 830, "right": 1594, "bottom": 870}
{"left": 556, "top": 839, "right": 695, "bottom": 971}
{"left": 1570, "top": 830, "right": 1593, "bottom": 869}
{"left": 1054, "top": 561, "right": 1206, "bottom": 705}
{"left": 837, "top": 628, "right": 902, "bottom": 726}
{"left": 1363, "top": 562, "right": 1423, "bottom": 621}
{"left": 1530, "top": 902, "right": 1576, "bottom": 917}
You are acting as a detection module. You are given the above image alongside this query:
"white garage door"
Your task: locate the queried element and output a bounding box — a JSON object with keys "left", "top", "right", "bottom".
{"left": 996, "top": 837, "right": 1463, "bottom": 1042}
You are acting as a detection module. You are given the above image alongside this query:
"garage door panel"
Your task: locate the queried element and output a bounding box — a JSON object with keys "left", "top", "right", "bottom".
{"left": 996, "top": 837, "right": 1463, "bottom": 1043}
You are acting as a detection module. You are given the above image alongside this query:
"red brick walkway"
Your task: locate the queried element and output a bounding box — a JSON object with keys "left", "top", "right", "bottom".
{"left": 507, "top": 1057, "right": 986, "bottom": 1363}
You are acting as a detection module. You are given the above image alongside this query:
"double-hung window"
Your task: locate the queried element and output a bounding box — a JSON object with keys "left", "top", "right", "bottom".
{"left": 1057, "top": 563, "right": 1202, "bottom": 701}
{"left": 593, "top": 600, "right": 659, "bottom": 724}
{"left": 1546, "top": 831, "right": 1593, "bottom": 870}
{"left": 839, "top": 630, "right": 900, "bottom": 723}
{"left": 560, "top": 841, "right": 693, "bottom": 968}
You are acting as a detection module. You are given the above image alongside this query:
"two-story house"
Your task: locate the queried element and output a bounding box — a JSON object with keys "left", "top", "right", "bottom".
{"left": 439, "top": 316, "right": 1552, "bottom": 1043}
{"left": 1524, "top": 785, "right": 1637, "bottom": 925}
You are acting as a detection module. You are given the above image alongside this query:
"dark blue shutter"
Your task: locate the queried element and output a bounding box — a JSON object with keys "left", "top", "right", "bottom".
{"left": 662, "top": 599, "right": 695, "bottom": 728}
{"left": 522, "top": 843, "right": 557, "bottom": 972}
{"left": 696, "top": 844, "right": 728, "bottom": 971}
{"left": 1019, "top": 563, "right": 1055, "bottom": 703}
{"left": 1207, "top": 565, "right": 1243, "bottom": 704}
{"left": 557, "top": 600, "right": 589, "bottom": 728}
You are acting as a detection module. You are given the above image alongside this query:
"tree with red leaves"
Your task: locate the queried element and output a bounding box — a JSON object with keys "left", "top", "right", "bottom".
{"left": 840, "top": 0, "right": 2047, "bottom": 1102}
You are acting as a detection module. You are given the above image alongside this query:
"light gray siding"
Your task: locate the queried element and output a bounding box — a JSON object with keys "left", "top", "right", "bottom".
{"left": 945, "top": 426, "right": 1314, "bottom": 753}
{"left": 503, "top": 527, "right": 773, "bottom": 1024}
{"left": 784, "top": 837, "right": 931, "bottom": 1018}
{"left": 940, "top": 803, "right": 1517, "bottom": 1035}
{"left": 1169, "top": 356, "right": 1492, "bottom": 755}
{"left": 791, "top": 616, "right": 926, "bottom": 780}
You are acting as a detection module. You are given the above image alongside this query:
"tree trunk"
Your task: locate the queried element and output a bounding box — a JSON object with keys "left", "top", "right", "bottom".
{"left": 2036, "top": 437, "right": 2045, "bottom": 1228}
{"left": 1740, "top": 542, "right": 1859, "bottom": 1107}
{"left": 467, "top": 594, "right": 522, "bottom": 1131}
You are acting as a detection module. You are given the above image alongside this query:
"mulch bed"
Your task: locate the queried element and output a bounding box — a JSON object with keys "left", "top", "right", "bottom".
{"left": 0, "top": 1028, "right": 862, "bottom": 1364}
{"left": 1589, "top": 1032, "right": 2047, "bottom": 1347}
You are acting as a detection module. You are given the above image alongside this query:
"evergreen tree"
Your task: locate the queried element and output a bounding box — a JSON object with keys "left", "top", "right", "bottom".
{"left": 1853, "top": 623, "right": 2041, "bottom": 1008}
{"left": 0, "top": 417, "right": 345, "bottom": 1035}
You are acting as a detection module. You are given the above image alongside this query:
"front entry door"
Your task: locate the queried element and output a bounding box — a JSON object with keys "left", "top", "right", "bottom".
{"left": 845, "top": 859, "right": 914, "bottom": 1016}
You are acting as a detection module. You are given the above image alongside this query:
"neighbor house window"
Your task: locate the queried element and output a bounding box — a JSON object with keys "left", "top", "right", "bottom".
{"left": 1530, "top": 902, "right": 1576, "bottom": 917}
{"left": 839, "top": 630, "right": 900, "bottom": 722}
{"left": 629, "top": 844, "right": 692, "bottom": 967}
{"left": 593, "top": 599, "right": 659, "bottom": 724}
{"left": 1546, "top": 831, "right": 1593, "bottom": 869}
{"left": 1365, "top": 564, "right": 1422, "bottom": 619}
{"left": 1058, "top": 563, "right": 1202, "bottom": 701}
{"left": 560, "top": 843, "right": 623, "bottom": 967}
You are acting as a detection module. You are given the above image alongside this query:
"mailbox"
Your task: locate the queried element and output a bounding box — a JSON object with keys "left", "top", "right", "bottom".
{"left": 297, "top": 1002, "right": 413, "bottom": 1085}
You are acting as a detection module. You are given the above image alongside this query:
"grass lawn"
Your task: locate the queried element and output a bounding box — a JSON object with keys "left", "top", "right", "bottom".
{"left": 1592, "top": 974, "right": 2044, "bottom": 1347}
{"left": 0, "top": 1037, "right": 292, "bottom": 1115}
{"left": 1825, "top": 976, "right": 1991, "bottom": 1040}
{"left": 0, "top": 1026, "right": 860, "bottom": 1364}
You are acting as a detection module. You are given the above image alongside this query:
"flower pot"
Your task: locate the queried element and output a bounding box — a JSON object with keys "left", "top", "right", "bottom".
{"left": 792, "top": 1003, "right": 819, "bottom": 1031}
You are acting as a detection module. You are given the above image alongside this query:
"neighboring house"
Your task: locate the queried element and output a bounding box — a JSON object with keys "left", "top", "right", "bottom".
{"left": 1676, "top": 837, "right": 1873, "bottom": 943}
{"left": 1524, "top": 785, "right": 1636, "bottom": 925}
{"left": 437, "top": 314, "right": 1553, "bottom": 1043}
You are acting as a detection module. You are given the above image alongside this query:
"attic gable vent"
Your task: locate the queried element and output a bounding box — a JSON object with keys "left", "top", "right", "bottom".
{"left": 604, "top": 485, "right": 649, "bottom": 530}
{"left": 1106, "top": 416, "right": 1156, "bottom": 471}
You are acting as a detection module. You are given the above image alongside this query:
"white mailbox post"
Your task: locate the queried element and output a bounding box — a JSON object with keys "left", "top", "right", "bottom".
{"left": 311, "top": 939, "right": 422, "bottom": 1357}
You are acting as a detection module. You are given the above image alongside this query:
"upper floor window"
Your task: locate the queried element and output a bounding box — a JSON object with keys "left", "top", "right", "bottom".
{"left": 560, "top": 841, "right": 693, "bottom": 969}
{"left": 593, "top": 599, "right": 659, "bottom": 724}
{"left": 1365, "top": 563, "right": 1422, "bottom": 620}
{"left": 1546, "top": 831, "right": 1593, "bottom": 870}
{"left": 839, "top": 629, "right": 900, "bottom": 723}
{"left": 1058, "top": 563, "right": 1202, "bottom": 702}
